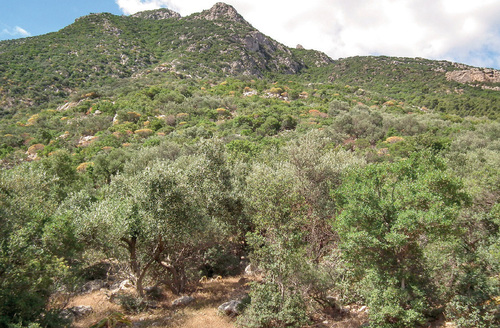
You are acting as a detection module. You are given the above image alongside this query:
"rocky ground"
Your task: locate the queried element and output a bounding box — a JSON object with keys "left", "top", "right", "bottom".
{"left": 60, "top": 273, "right": 455, "bottom": 328}
{"left": 65, "top": 276, "right": 249, "bottom": 328}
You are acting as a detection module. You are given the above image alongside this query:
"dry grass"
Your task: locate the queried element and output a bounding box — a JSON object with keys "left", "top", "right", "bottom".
{"left": 167, "top": 308, "right": 235, "bottom": 328}
{"left": 67, "top": 291, "right": 122, "bottom": 328}
{"left": 68, "top": 276, "right": 250, "bottom": 328}
{"left": 65, "top": 276, "right": 454, "bottom": 328}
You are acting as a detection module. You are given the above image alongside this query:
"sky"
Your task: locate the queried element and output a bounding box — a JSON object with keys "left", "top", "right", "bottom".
{"left": 1, "top": 0, "right": 500, "bottom": 69}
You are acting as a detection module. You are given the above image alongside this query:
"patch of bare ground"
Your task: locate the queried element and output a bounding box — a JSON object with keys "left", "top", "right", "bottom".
{"left": 67, "top": 276, "right": 251, "bottom": 328}
{"left": 64, "top": 276, "right": 455, "bottom": 328}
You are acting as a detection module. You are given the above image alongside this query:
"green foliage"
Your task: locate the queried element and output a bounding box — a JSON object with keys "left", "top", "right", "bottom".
{"left": 0, "top": 165, "right": 78, "bottom": 328}
{"left": 0, "top": 7, "right": 499, "bottom": 327}
{"left": 239, "top": 281, "right": 310, "bottom": 328}
{"left": 117, "top": 295, "right": 148, "bottom": 314}
{"left": 335, "top": 152, "right": 469, "bottom": 326}
{"left": 363, "top": 274, "right": 426, "bottom": 328}
{"left": 91, "top": 148, "right": 131, "bottom": 185}
{"left": 446, "top": 268, "right": 500, "bottom": 328}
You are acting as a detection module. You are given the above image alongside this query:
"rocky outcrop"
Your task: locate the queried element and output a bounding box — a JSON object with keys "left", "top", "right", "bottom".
{"left": 194, "top": 2, "right": 246, "bottom": 23}
{"left": 132, "top": 8, "right": 181, "bottom": 20}
{"left": 446, "top": 68, "right": 500, "bottom": 84}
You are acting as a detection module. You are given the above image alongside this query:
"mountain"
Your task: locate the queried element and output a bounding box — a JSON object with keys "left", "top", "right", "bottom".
{"left": 1, "top": 2, "right": 499, "bottom": 119}
{"left": 330, "top": 56, "right": 500, "bottom": 118}
{"left": 0, "top": 3, "right": 332, "bottom": 116}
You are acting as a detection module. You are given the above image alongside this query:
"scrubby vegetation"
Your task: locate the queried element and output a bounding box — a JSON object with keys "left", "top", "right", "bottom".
{"left": 1, "top": 3, "right": 500, "bottom": 328}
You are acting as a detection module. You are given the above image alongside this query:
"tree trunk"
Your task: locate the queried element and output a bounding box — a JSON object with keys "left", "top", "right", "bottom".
{"left": 159, "top": 260, "right": 187, "bottom": 295}
{"left": 121, "top": 235, "right": 165, "bottom": 298}
{"left": 121, "top": 236, "right": 145, "bottom": 297}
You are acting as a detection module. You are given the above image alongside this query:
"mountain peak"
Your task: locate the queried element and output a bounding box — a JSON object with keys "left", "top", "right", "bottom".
{"left": 196, "top": 2, "right": 245, "bottom": 23}
{"left": 132, "top": 8, "right": 181, "bottom": 20}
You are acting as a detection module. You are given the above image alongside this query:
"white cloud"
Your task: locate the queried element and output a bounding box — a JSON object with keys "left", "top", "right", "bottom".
{"left": 115, "top": 0, "right": 500, "bottom": 68}
{"left": 115, "top": 0, "right": 215, "bottom": 15}
{"left": 1, "top": 25, "right": 31, "bottom": 38}
{"left": 115, "top": 0, "right": 175, "bottom": 15}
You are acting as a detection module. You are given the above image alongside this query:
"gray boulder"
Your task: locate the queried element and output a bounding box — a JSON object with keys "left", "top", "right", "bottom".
{"left": 218, "top": 300, "right": 241, "bottom": 317}
{"left": 71, "top": 305, "right": 93, "bottom": 316}
{"left": 244, "top": 264, "right": 261, "bottom": 275}
{"left": 60, "top": 305, "right": 93, "bottom": 321}
{"left": 81, "top": 279, "right": 107, "bottom": 294}
{"left": 171, "top": 295, "right": 195, "bottom": 307}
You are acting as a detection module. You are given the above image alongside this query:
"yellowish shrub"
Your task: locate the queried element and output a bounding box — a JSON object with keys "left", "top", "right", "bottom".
{"left": 134, "top": 129, "right": 154, "bottom": 137}
{"left": 308, "top": 109, "right": 328, "bottom": 118}
{"left": 26, "top": 114, "right": 39, "bottom": 126}
{"left": 27, "top": 144, "right": 44, "bottom": 155}
{"left": 76, "top": 162, "right": 94, "bottom": 173}
{"left": 126, "top": 111, "right": 141, "bottom": 121}
{"left": 269, "top": 87, "right": 283, "bottom": 95}
{"left": 385, "top": 136, "right": 404, "bottom": 144}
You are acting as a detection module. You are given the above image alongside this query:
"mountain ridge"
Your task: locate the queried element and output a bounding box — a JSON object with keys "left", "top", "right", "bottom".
{"left": 0, "top": 2, "right": 499, "bottom": 119}
{"left": 0, "top": 2, "right": 334, "bottom": 115}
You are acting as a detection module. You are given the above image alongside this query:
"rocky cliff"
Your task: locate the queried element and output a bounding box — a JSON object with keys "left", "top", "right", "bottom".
{"left": 446, "top": 68, "right": 500, "bottom": 84}
{"left": 193, "top": 2, "right": 246, "bottom": 23}
{"left": 131, "top": 8, "right": 181, "bottom": 20}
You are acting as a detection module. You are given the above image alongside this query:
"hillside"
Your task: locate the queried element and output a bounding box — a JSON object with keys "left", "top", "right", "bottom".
{"left": 1, "top": 3, "right": 500, "bottom": 328}
{"left": 330, "top": 56, "right": 500, "bottom": 118}
{"left": 0, "top": 3, "right": 332, "bottom": 117}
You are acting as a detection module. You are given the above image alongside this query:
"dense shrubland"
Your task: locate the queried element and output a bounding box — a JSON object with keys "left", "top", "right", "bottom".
{"left": 1, "top": 73, "right": 499, "bottom": 327}
{"left": 1, "top": 6, "right": 500, "bottom": 326}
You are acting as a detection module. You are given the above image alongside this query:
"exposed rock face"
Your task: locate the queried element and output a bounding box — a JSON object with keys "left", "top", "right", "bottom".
{"left": 132, "top": 8, "right": 181, "bottom": 20}
{"left": 195, "top": 2, "right": 246, "bottom": 23}
{"left": 446, "top": 68, "right": 500, "bottom": 84}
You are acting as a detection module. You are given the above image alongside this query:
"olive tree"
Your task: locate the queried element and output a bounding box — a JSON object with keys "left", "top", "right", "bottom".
{"left": 73, "top": 139, "right": 238, "bottom": 296}
{"left": 240, "top": 135, "right": 366, "bottom": 327}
